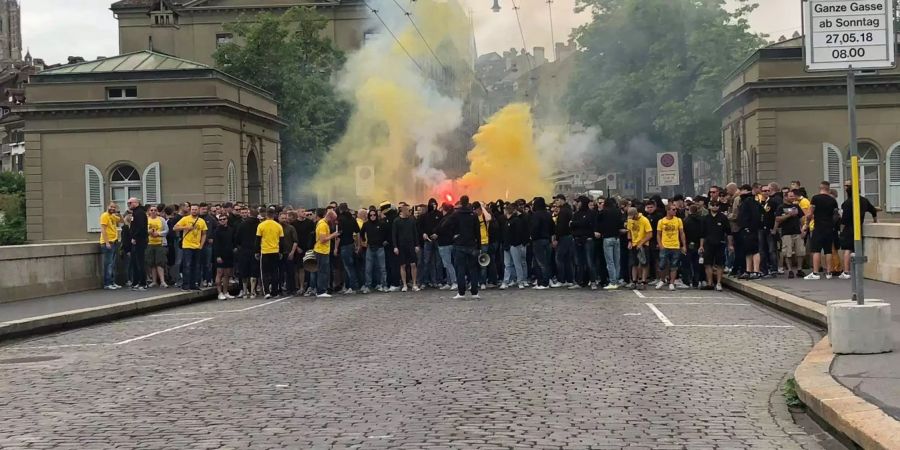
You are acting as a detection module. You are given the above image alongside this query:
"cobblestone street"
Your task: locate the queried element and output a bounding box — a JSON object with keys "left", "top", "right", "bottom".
{"left": 0, "top": 289, "right": 828, "bottom": 449}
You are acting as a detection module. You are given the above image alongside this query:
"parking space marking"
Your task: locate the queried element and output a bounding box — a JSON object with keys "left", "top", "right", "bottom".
{"left": 150, "top": 296, "right": 291, "bottom": 316}
{"left": 671, "top": 324, "right": 794, "bottom": 328}
{"left": 632, "top": 289, "right": 646, "bottom": 298}
{"left": 114, "top": 318, "right": 213, "bottom": 345}
{"left": 652, "top": 303, "right": 749, "bottom": 306}
{"left": 231, "top": 296, "right": 291, "bottom": 312}
{"left": 645, "top": 303, "right": 674, "bottom": 326}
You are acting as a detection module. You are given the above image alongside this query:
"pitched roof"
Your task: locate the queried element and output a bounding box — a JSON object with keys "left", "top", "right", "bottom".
{"left": 39, "top": 51, "right": 209, "bottom": 75}
{"left": 110, "top": 0, "right": 154, "bottom": 8}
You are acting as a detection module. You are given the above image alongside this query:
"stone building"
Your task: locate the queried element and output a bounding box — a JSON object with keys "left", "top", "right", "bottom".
{"left": 21, "top": 51, "right": 283, "bottom": 242}
{"left": 0, "top": 0, "right": 21, "bottom": 66}
{"left": 719, "top": 36, "right": 900, "bottom": 213}
{"left": 110, "top": 0, "right": 369, "bottom": 66}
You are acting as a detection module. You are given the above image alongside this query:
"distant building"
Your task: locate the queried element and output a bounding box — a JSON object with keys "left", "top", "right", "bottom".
{"left": 0, "top": 0, "right": 21, "bottom": 66}
{"left": 21, "top": 51, "right": 283, "bottom": 242}
{"left": 719, "top": 36, "right": 900, "bottom": 213}
{"left": 110, "top": 0, "right": 369, "bottom": 66}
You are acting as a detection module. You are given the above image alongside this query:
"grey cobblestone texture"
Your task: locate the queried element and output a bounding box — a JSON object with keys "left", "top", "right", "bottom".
{"left": 0, "top": 289, "right": 826, "bottom": 449}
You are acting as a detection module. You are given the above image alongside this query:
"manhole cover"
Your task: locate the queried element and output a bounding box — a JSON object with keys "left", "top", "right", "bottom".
{"left": 0, "top": 356, "right": 61, "bottom": 364}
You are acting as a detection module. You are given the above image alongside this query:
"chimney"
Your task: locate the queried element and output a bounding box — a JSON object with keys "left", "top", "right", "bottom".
{"left": 533, "top": 47, "right": 545, "bottom": 63}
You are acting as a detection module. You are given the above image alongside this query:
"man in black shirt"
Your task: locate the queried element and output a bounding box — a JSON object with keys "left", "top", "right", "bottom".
{"left": 761, "top": 182, "right": 783, "bottom": 277}
{"left": 700, "top": 201, "right": 732, "bottom": 291}
{"left": 736, "top": 185, "right": 762, "bottom": 279}
{"left": 235, "top": 207, "right": 261, "bottom": 298}
{"left": 444, "top": 195, "right": 482, "bottom": 298}
{"left": 838, "top": 181, "right": 879, "bottom": 279}
{"left": 392, "top": 205, "right": 419, "bottom": 292}
{"left": 775, "top": 190, "right": 805, "bottom": 279}
{"left": 335, "top": 203, "right": 361, "bottom": 294}
{"left": 128, "top": 198, "right": 149, "bottom": 290}
{"left": 530, "top": 197, "right": 554, "bottom": 289}
{"left": 806, "top": 181, "right": 840, "bottom": 280}
{"left": 360, "top": 209, "right": 388, "bottom": 293}
{"left": 552, "top": 194, "right": 575, "bottom": 287}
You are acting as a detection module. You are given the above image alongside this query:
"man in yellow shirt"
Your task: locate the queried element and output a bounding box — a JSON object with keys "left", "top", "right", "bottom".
{"left": 655, "top": 203, "right": 687, "bottom": 291}
{"left": 626, "top": 207, "right": 653, "bottom": 289}
{"left": 314, "top": 209, "right": 340, "bottom": 298}
{"left": 174, "top": 205, "right": 208, "bottom": 291}
{"left": 146, "top": 205, "right": 169, "bottom": 288}
{"left": 100, "top": 202, "right": 122, "bottom": 290}
{"left": 256, "top": 207, "right": 284, "bottom": 299}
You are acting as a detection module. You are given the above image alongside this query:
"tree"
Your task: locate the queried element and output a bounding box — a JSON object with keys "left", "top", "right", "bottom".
{"left": 0, "top": 172, "right": 25, "bottom": 245}
{"left": 567, "top": 0, "right": 766, "bottom": 174}
{"left": 214, "top": 6, "right": 349, "bottom": 202}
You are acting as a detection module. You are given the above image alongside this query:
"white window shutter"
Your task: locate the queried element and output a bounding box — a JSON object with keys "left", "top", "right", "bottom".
{"left": 887, "top": 143, "right": 900, "bottom": 212}
{"left": 823, "top": 144, "right": 844, "bottom": 203}
{"left": 226, "top": 161, "right": 237, "bottom": 202}
{"left": 142, "top": 162, "right": 161, "bottom": 205}
{"left": 85, "top": 164, "right": 104, "bottom": 232}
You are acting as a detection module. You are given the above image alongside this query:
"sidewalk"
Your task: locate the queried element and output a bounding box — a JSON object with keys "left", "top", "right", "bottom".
{"left": 725, "top": 275, "right": 900, "bottom": 450}
{"left": 0, "top": 287, "right": 216, "bottom": 341}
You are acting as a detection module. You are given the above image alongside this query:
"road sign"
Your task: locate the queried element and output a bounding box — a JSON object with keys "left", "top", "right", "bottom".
{"left": 802, "top": 0, "right": 896, "bottom": 71}
{"left": 606, "top": 173, "right": 617, "bottom": 190}
{"left": 656, "top": 152, "right": 680, "bottom": 187}
{"left": 645, "top": 168, "right": 661, "bottom": 193}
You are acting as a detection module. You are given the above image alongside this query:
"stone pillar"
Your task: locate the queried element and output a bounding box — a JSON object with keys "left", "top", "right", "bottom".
{"left": 202, "top": 127, "right": 224, "bottom": 203}
{"left": 23, "top": 132, "right": 42, "bottom": 242}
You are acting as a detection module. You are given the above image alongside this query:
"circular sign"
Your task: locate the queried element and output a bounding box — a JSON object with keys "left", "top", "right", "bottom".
{"left": 660, "top": 153, "right": 675, "bottom": 168}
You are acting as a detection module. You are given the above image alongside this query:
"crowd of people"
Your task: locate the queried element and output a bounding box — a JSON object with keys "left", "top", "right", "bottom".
{"left": 96, "top": 178, "right": 878, "bottom": 300}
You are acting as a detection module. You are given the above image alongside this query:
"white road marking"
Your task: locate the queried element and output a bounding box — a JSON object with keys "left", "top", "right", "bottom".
{"left": 645, "top": 303, "right": 674, "bottom": 327}
{"left": 672, "top": 324, "right": 794, "bottom": 328}
{"left": 5, "top": 343, "right": 106, "bottom": 350}
{"left": 632, "top": 289, "right": 646, "bottom": 298}
{"left": 651, "top": 303, "right": 749, "bottom": 306}
{"left": 231, "top": 296, "right": 291, "bottom": 312}
{"left": 638, "top": 296, "right": 735, "bottom": 300}
{"left": 114, "top": 318, "right": 213, "bottom": 345}
{"left": 623, "top": 313, "right": 642, "bottom": 316}
{"left": 150, "top": 296, "right": 291, "bottom": 316}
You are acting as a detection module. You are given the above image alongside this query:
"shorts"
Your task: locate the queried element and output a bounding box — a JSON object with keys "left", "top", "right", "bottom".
{"left": 741, "top": 229, "right": 759, "bottom": 255}
{"left": 236, "top": 248, "right": 260, "bottom": 279}
{"left": 809, "top": 230, "right": 834, "bottom": 255}
{"left": 215, "top": 254, "right": 234, "bottom": 269}
{"left": 659, "top": 248, "right": 681, "bottom": 271}
{"left": 702, "top": 244, "right": 725, "bottom": 267}
{"left": 629, "top": 246, "right": 648, "bottom": 267}
{"left": 780, "top": 234, "right": 806, "bottom": 258}
{"left": 145, "top": 245, "right": 167, "bottom": 268}
{"left": 397, "top": 245, "right": 417, "bottom": 265}
{"left": 839, "top": 232, "right": 854, "bottom": 251}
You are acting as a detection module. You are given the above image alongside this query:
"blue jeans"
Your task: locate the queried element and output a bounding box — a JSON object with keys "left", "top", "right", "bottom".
{"left": 181, "top": 248, "right": 201, "bottom": 289}
{"left": 504, "top": 244, "right": 527, "bottom": 285}
{"left": 101, "top": 242, "right": 118, "bottom": 286}
{"left": 365, "top": 246, "right": 386, "bottom": 289}
{"left": 316, "top": 253, "right": 331, "bottom": 295}
{"left": 417, "top": 241, "right": 438, "bottom": 286}
{"left": 685, "top": 248, "right": 702, "bottom": 286}
{"left": 555, "top": 235, "right": 575, "bottom": 284}
{"left": 339, "top": 244, "right": 359, "bottom": 291}
{"left": 574, "top": 238, "right": 595, "bottom": 286}
{"left": 200, "top": 244, "right": 213, "bottom": 283}
{"left": 480, "top": 242, "right": 498, "bottom": 285}
{"left": 603, "top": 237, "right": 621, "bottom": 284}
{"left": 438, "top": 245, "right": 456, "bottom": 286}
{"left": 533, "top": 239, "right": 552, "bottom": 286}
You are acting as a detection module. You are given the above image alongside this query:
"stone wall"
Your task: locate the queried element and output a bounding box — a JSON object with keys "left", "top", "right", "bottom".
{"left": 0, "top": 241, "right": 100, "bottom": 304}
{"left": 863, "top": 223, "right": 900, "bottom": 284}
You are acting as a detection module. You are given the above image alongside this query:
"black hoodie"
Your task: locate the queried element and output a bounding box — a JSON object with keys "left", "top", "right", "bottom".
{"left": 571, "top": 200, "right": 596, "bottom": 239}
{"left": 502, "top": 213, "right": 529, "bottom": 248}
{"left": 738, "top": 193, "right": 762, "bottom": 231}
{"left": 554, "top": 202, "right": 573, "bottom": 237}
{"left": 419, "top": 199, "right": 443, "bottom": 240}
{"left": 236, "top": 216, "right": 260, "bottom": 252}
{"left": 530, "top": 197, "right": 554, "bottom": 241}
{"left": 361, "top": 215, "right": 387, "bottom": 248}
{"left": 435, "top": 209, "right": 456, "bottom": 246}
{"left": 444, "top": 204, "right": 481, "bottom": 248}
{"left": 130, "top": 205, "right": 148, "bottom": 242}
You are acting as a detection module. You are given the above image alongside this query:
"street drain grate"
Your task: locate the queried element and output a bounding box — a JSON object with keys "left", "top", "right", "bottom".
{"left": 0, "top": 356, "right": 61, "bottom": 365}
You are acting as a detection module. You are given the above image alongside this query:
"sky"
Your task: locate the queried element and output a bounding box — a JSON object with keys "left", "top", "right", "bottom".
{"left": 21, "top": 0, "right": 804, "bottom": 65}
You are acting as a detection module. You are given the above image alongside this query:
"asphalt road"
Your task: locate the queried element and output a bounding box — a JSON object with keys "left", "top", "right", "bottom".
{"left": 0, "top": 288, "right": 833, "bottom": 449}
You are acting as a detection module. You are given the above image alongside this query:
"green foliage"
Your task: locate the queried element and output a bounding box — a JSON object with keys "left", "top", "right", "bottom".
{"left": 783, "top": 377, "right": 803, "bottom": 408}
{"left": 567, "top": 0, "right": 766, "bottom": 165}
{"left": 213, "top": 6, "right": 350, "bottom": 200}
{"left": 0, "top": 172, "right": 26, "bottom": 245}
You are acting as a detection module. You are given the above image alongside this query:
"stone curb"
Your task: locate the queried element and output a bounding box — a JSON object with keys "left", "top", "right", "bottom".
{"left": 0, "top": 288, "right": 217, "bottom": 342}
{"left": 723, "top": 278, "right": 900, "bottom": 450}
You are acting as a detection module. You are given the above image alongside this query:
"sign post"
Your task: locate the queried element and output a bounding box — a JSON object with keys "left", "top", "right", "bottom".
{"left": 802, "top": 0, "right": 896, "bottom": 305}
{"left": 657, "top": 152, "right": 680, "bottom": 187}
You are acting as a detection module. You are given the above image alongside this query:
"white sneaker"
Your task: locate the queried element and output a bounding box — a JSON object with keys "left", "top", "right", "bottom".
{"left": 361, "top": 287, "right": 370, "bottom": 294}
{"left": 264, "top": 294, "right": 272, "bottom": 299}
{"left": 471, "top": 294, "right": 481, "bottom": 300}
{"left": 412, "top": 285, "right": 421, "bottom": 292}
{"left": 217, "top": 293, "right": 226, "bottom": 300}
{"left": 655, "top": 280, "right": 665, "bottom": 290}
{"left": 669, "top": 284, "right": 676, "bottom": 291}
{"left": 104, "top": 285, "right": 116, "bottom": 290}
{"left": 316, "top": 293, "right": 332, "bottom": 298}
{"left": 111, "top": 284, "right": 122, "bottom": 289}
{"left": 777, "top": 268, "right": 785, "bottom": 274}
{"left": 550, "top": 281, "right": 563, "bottom": 288}
{"left": 226, "top": 293, "right": 235, "bottom": 299}
{"left": 839, "top": 272, "right": 852, "bottom": 280}
{"left": 160, "top": 283, "right": 169, "bottom": 289}
{"left": 401, "top": 286, "right": 408, "bottom": 292}
{"left": 804, "top": 273, "right": 821, "bottom": 280}
{"left": 518, "top": 284, "right": 527, "bottom": 289}
{"left": 148, "top": 282, "right": 157, "bottom": 288}
{"left": 590, "top": 283, "right": 598, "bottom": 290}
{"left": 499, "top": 283, "right": 508, "bottom": 290}
{"left": 450, "top": 284, "right": 458, "bottom": 291}
{"left": 533, "top": 285, "right": 549, "bottom": 290}
{"left": 603, "top": 284, "right": 618, "bottom": 290}
{"left": 674, "top": 280, "right": 689, "bottom": 289}
{"left": 568, "top": 284, "right": 581, "bottom": 290}
{"left": 715, "top": 283, "right": 723, "bottom": 292}
{"left": 453, "top": 294, "right": 465, "bottom": 299}
{"left": 388, "top": 286, "right": 401, "bottom": 292}
{"left": 825, "top": 273, "right": 833, "bottom": 280}
{"left": 439, "top": 284, "right": 450, "bottom": 290}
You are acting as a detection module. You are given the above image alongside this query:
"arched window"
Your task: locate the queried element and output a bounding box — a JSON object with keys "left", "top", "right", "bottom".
{"left": 226, "top": 161, "right": 238, "bottom": 202}
{"left": 847, "top": 143, "right": 881, "bottom": 207}
{"left": 267, "top": 166, "right": 277, "bottom": 204}
{"left": 110, "top": 164, "right": 142, "bottom": 212}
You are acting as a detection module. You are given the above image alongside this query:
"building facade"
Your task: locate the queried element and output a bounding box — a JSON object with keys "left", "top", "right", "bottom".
{"left": 720, "top": 37, "right": 900, "bottom": 213}
{"left": 21, "top": 51, "right": 283, "bottom": 242}
{"left": 111, "top": 0, "right": 369, "bottom": 66}
{"left": 0, "top": 0, "right": 20, "bottom": 66}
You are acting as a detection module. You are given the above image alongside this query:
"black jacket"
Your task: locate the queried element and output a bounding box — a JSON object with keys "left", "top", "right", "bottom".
{"left": 213, "top": 225, "right": 236, "bottom": 259}
{"left": 444, "top": 205, "right": 481, "bottom": 248}
{"left": 683, "top": 213, "right": 704, "bottom": 247}
{"left": 554, "top": 204, "right": 573, "bottom": 237}
{"left": 236, "top": 217, "right": 260, "bottom": 252}
{"left": 763, "top": 193, "right": 783, "bottom": 231}
{"left": 435, "top": 214, "right": 456, "bottom": 246}
{"left": 596, "top": 208, "right": 624, "bottom": 239}
{"left": 130, "top": 205, "right": 148, "bottom": 242}
{"left": 738, "top": 194, "right": 762, "bottom": 231}
{"left": 361, "top": 218, "right": 388, "bottom": 248}
{"left": 293, "top": 219, "right": 315, "bottom": 251}
{"left": 502, "top": 214, "right": 529, "bottom": 248}
{"left": 419, "top": 200, "right": 443, "bottom": 238}
{"left": 702, "top": 212, "right": 731, "bottom": 246}
{"left": 392, "top": 216, "right": 418, "bottom": 248}
{"left": 530, "top": 210, "right": 554, "bottom": 241}
{"left": 571, "top": 207, "right": 596, "bottom": 239}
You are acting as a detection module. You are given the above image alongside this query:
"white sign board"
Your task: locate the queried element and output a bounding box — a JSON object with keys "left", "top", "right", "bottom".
{"left": 645, "top": 168, "right": 661, "bottom": 193}
{"left": 802, "top": 0, "right": 896, "bottom": 71}
{"left": 606, "top": 173, "right": 617, "bottom": 190}
{"left": 355, "top": 165, "right": 374, "bottom": 197}
{"left": 656, "top": 152, "right": 680, "bottom": 187}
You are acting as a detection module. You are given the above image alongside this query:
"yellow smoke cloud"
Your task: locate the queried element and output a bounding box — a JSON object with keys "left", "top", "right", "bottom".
{"left": 456, "top": 103, "right": 552, "bottom": 201}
